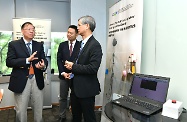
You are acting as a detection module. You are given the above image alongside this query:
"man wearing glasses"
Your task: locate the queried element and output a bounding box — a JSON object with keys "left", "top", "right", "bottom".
{"left": 65, "top": 15, "right": 103, "bottom": 122}
{"left": 6, "top": 22, "right": 48, "bottom": 122}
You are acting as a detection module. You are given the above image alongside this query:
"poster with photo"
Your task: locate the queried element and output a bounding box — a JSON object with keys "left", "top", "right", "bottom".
{"left": 101, "top": 0, "right": 143, "bottom": 121}
{"left": 0, "top": 31, "right": 12, "bottom": 75}
{"left": 103, "top": 0, "right": 143, "bottom": 105}
{"left": 51, "top": 32, "right": 67, "bottom": 73}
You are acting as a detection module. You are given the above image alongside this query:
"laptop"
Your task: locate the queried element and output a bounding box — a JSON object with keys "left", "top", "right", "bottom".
{"left": 112, "top": 73, "right": 170, "bottom": 116}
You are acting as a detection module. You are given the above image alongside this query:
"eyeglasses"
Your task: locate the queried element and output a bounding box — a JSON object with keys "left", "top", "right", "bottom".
{"left": 23, "top": 28, "right": 35, "bottom": 31}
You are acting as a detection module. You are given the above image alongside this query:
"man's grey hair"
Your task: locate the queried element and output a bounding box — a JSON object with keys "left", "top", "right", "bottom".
{"left": 78, "top": 15, "right": 96, "bottom": 32}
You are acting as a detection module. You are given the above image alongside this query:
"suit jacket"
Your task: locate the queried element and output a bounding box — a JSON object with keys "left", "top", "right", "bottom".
{"left": 57, "top": 40, "right": 80, "bottom": 80}
{"left": 6, "top": 38, "right": 48, "bottom": 93}
{"left": 72, "top": 35, "right": 103, "bottom": 98}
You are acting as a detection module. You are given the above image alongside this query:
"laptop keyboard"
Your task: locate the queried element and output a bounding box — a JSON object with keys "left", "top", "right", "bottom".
{"left": 122, "top": 96, "right": 160, "bottom": 110}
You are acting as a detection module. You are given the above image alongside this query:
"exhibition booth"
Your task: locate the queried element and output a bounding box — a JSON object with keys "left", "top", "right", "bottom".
{"left": 1, "top": 0, "right": 187, "bottom": 122}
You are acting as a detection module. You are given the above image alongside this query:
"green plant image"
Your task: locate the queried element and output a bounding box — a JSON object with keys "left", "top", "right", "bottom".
{"left": 0, "top": 32, "right": 67, "bottom": 75}
{"left": 0, "top": 31, "right": 12, "bottom": 75}
{"left": 51, "top": 32, "right": 67, "bottom": 73}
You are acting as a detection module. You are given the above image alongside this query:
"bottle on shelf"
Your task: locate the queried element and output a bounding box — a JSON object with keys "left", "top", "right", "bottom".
{"left": 122, "top": 64, "right": 127, "bottom": 81}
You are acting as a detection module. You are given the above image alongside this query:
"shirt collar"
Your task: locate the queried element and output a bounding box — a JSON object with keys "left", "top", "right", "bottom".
{"left": 82, "top": 34, "right": 92, "bottom": 44}
{"left": 69, "top": 40, "right": 76, "bottom": 45}
{"left": 23, "top": 37, "right": 32, "bottom": 45}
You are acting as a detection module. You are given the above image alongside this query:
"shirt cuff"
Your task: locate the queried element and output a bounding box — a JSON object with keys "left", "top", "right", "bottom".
{"left": 26, "top": 58, "right": 30, "bottom": 64}
{"left": 61, "top": 72, "right": 65, "bottom": 76}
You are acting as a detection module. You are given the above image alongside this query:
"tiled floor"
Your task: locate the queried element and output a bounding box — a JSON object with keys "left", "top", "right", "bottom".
{"left": 0, "top": 105, "right": 101, "bottom": 122}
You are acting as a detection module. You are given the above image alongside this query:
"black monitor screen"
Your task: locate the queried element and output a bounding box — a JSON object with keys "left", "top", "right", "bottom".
{"left": 140, "top": 79, "right": 157, "bottom": 91}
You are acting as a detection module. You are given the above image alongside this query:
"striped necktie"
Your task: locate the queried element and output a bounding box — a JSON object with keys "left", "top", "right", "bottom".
{"left": 26, "top": 43, "right": 31, "bottom": 55}
{"left": 26, "top": 43, "right": 34, "bottom": 79}
{"left": 76, "top": 42, "right": 84, "bottom": 63}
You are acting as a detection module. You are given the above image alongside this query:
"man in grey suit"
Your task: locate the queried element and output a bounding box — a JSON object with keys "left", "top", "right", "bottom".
{"left": 6, "top": 22, "right": 48, "bottom": 122}
{"left": 57, "top": 25, "right": 80, "bottom": 122}
{"left": 65, "top": 15, "right": 103, "bottom": 122}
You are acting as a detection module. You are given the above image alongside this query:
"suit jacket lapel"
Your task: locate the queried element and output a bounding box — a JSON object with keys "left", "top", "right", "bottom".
{"left": 65, "top": 41, "right": 71, "bottom": 58}
{"left": 32, "top": 41, "right": 37, "bottom": 53}
{"left": 20, "top": 38, "right": 30, "bottom": 56}
{"left": 71, "top": 40, "right": 79, "bottom": 56}
{"left": 81, "top": 36, "right": 93, "bottom": 55}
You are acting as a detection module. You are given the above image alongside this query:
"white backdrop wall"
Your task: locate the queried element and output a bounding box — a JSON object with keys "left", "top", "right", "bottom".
{"left": 71, "top": 0, "right": 107, "bottom": 106}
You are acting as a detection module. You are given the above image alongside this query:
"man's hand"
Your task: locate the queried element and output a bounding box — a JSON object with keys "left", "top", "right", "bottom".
{"left": 64, "top": 60, "right": 74, "bottom": 70}
{"left": 28, "top": 51, "right": 38, "bottom": 62}
{"left": 63, "top": 73, "right": 70, "bottom": 79}
{"left": 35, "top": 59, "right": 45, "bottom": 69}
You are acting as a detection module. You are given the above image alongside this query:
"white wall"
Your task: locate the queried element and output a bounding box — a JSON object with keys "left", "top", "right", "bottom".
{"left": 141, "top": 0, "right": 157, "bottom": 74}
{"left": 71, "top": 0, "right": 107, "bottom": 106}
{"left": 0, "top": 0, "right": 14, "bottom": 31}
{"left": 0, "top": 0, "right": 70, "bottom": 32}
{"left": 141, "top": 0, "right": 187, "bottom": 108}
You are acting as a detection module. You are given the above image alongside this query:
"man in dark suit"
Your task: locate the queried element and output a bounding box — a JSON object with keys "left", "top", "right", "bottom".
{"left": 6, "top": 22, "right": 48, "bottom": 122}
{"left": 57, "top": 25, "right": 80, "bottom": 122}
{"left": 65, "top": 15, "right": 103, "bottom": 122}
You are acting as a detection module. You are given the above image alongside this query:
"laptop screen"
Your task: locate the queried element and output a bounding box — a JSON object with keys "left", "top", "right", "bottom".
{"left": 130, "top": 73, "right": 170, "bottom": 103}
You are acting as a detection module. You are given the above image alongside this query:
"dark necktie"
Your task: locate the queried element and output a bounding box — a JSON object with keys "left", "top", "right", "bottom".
{"left": 70, "top": 42, "right": 73, "bottom": 56}
{"left": 75, "top": 42, "right": 84, "bottom": 64}
{"left": 26, "top": 43, "right": 31, "bottom": 55}
{"left": 26, "top": 43, "right": 34, "bottom": 79}
{"left": 80, "top": 42, "right": 84, "bottom": 51}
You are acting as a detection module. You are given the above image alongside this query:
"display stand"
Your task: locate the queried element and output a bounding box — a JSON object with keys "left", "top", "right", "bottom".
{"left": 104, "top": 101, "right": 187, "bottom": 122}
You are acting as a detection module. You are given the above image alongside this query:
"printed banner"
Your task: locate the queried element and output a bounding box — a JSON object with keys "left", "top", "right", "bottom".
{"left": 13, "top": 18, "right": 51, "bottom": 41}
{"left": 104, "top": 0, "right": 143, "bottom": 104}
{"left": 12, "top": 18, "right": 51, "bottom": 56}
